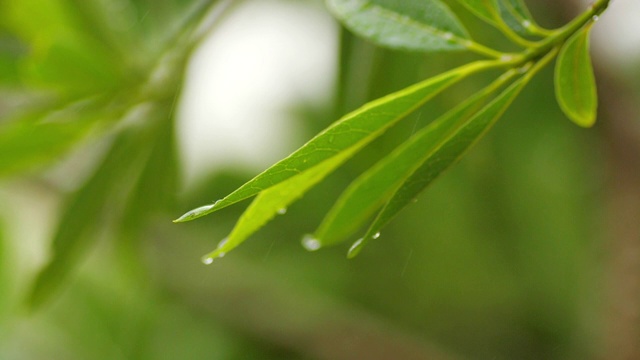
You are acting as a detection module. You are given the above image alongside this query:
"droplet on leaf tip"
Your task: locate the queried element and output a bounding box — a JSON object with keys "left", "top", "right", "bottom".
{"left": 202, "top": 256, "right": 214, "bottom": 265}
{"left": 301, "top": 234, "right": 321, "bottom": 251}
{"left": 347, "top": 238, "right": 365, "bottom": 259}
{"left": 372, "top": 232, "right": 381, "bottom": 239}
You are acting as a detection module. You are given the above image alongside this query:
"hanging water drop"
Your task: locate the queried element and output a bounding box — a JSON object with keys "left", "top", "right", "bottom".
{"left": 347, "top": 238, "right": 365, "bottom": 259}
{"left": 174, "top": 203, "right": 215, "bottom": 222}
{"left": 217, "top": 237, "right": 229, "bottom": 249}
{"left": 277, "top": 208, "right": 287, "bottom": 215}
{"left": 301, "top": 234, "right": 321, "bottom": 251}
{"left": 592, "top": 15, "right": 599, "bottom": 22}
{"left": 372, "top": 232, "right": 381, "bottom": 239}
{"left": 202, "top": 256, "right": 214, "bottom": 265}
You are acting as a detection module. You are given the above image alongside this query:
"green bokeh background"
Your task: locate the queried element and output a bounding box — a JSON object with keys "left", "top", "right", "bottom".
{"left": 1, "top": 0, "right": 638, "bottom": 359}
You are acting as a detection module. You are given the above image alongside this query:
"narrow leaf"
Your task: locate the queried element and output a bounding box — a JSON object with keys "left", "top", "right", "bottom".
{"left": 315, "top": 69, "right": 518, "bottom": 246}
{"left": 326, "top": 0, "right": 469, "bottom": 52}
{"left": 353, "top": 51, "right": 557, "bottom": 257}
{"left": 554, "top": 24, "right": 597, "bottom": 127}
{"left": 27, "top": 127, "right": 150, "bottom": 309}
{"left": 176, "top": 60, "right": 499, "bottom": 222}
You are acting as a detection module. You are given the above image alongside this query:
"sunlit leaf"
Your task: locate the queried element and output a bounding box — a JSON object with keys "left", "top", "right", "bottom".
{"left": 554, "top": 24, "right": 597, "bottom": 127}
{"left": 314, "top": 69, "right": 518, "bottom": 247}
{"left": 351, "top": 52, "right": 556, "bottom": 257}
{"left": 176, "top": 60, "right": 500, "bottom": 223}
{"left": 326, "top": 0, "right": 469, "bottom": 52}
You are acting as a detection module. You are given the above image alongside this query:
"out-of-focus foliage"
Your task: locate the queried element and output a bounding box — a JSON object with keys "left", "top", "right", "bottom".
{"left": 0, "top": 0, "right": 637, "bottom": 359}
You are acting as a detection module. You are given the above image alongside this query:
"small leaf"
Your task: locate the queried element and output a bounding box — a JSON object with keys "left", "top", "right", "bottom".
{"left": 326, "top": 0, "right": 469, "bottom": 52}
{"left": 352, "top": 52, "right": 557, "bottom": 256}
{"left": 176, "top": 60, "right": 499, "bottom": 223}
{"left": 554, "top": 24, "right": 597, "bottom": 127}
{"left": 315, "top": 69, "right": 518, "bottom": 246}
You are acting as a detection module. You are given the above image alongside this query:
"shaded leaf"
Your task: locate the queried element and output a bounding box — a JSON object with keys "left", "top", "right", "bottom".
{"left": 176, "top": 60, "right": 500, "bottom": 223}
{"left": 554, "top": 24, "right": 597, "bottom": 127}
{"left": 454, "top": 0, "right": 501, "bottom": 25}
{"left": 352, "top": 51, "right": 557, "bottom": 257}
{"left": 314, "top": 69, "right": 518, "bottom": 247}
{"left": 27, "top": 126, "right": 151, "bottom": 309}
{"left": 326, "top": 0, "right": 469, "bottom": 52}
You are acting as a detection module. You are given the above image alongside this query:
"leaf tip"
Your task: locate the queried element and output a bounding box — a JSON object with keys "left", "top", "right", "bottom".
{"left": 174, "top": 203, "right": 217, "bottom": 223}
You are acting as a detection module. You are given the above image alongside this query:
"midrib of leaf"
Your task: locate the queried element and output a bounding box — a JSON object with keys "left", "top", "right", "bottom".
{"left": 365, "top": 3, "right": 468, "bottom": 46}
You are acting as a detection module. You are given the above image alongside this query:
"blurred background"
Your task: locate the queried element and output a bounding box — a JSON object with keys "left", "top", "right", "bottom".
{"left": 1, "top": 0, "right": 639, "bottom": 359}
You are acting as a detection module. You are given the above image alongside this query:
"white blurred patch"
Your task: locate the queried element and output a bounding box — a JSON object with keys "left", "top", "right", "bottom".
{"left": 177, "top": 0, "right": 338, "bottom": 187}
{"left": 584, "top": 0, "right": 640, "bottom": 68}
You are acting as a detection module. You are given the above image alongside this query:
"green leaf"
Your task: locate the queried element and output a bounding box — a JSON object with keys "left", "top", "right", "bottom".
{"left": 554, "top": 24, "right": 597, "bottom": 127}
{"left": 176, "top": 60, "right": 499, "bottom": 223}
{"left": 454, "top": 0, "right": 501, "bottom": 25}
{"left": 27, "top": 126, "right": 150, "bottom": 309}
{"left": 314, "top": 69, "right": 518, "bottom": 247}
{"left": 326, "top": 0, "right": 469, "bottom": 52}
{"left": 350, "top": 51, "right": 557, "bottom": 257}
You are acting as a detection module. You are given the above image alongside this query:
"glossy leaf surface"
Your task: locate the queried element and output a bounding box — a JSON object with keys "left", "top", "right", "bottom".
{"left": 315, "top": 70, "right": 517, "bottom": 246}
{"left": 326, "top": 0, "right": 469, "bottom": 52}
{"left": 554, "top": 24, "right": 597, "bottom": 127}
{"left": 176, "top": 61, "right": 498, "bottom": 223}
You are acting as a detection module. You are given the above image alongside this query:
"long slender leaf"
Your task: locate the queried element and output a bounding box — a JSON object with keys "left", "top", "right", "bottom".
{"left": 27, "top": 126, "right": 151, "bottom": 309}
{"left": 314, "top": 69, "right": 518, "bottom": 247}
{"left": 326, "top": 0, "right": 469, "bottom": 52}
{"left": 176, "top": 60, "right": 499, "bottom": 223}
{"left": 351, "top": 50, "right": 558, "bottom": 257}
{"left": 554, "top": 24, "right": 597, "bottom": 127}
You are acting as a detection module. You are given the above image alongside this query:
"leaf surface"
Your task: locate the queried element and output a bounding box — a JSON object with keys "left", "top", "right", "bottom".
{"left": 327, "top": 0, "right": 469, "bottom": 52}
{"left": 314, "top": 70, "right": 517, "bottom": 246}
{"left": 351, "top": 53, "right": 556, "bottom": 256}
{"left": 554, "top": 24, "right": 597, "bottom": 127}
{"left": 176, "top": 61, "right": 498, "bottom": 223}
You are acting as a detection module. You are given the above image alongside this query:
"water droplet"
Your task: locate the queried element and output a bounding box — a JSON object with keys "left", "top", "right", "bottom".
{"left": 175, "top": 203, "right": 214, "bottom": 222}
{"left": 277, "top": 208, "right": 287, "bottom": 215}
{"left": 522, "top": 20, "right": 532, "bottom": 28}
{"left": 592, "top": 15, "right": 599, "bottom": 22}
{"left": 217, "top": 237, "right": 228, "bottom": 249}
{"left": 202, "top": 256, "right": 214, "bottom": 265}
{"left": 218, "top": 252, "right": 226, "bottom": 258}
{"left": 347, "top": 238, "right": 365, "bottom": 259}
{"left": 301, "top": 234, "right": 321, "bottom": 251}
{"left": 500, "top": 54, "right": 514, "bottom": 62}
{"left": 442, "top": 32, "right": 453, "bottom": 41}
{"left": 372, "top": 232, "right": 381, "bottom": 239}
{"left": 518, "top": 62, "right": 533, "bottom": 74}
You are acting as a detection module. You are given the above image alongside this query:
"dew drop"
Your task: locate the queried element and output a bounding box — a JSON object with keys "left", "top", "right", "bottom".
{"left": 277, "top": 208, "right": 287, "bottom": 215}
{"left": 218, "top": 252, "right": 226, "bottom": 258}
{"left": 202, "top": 256, "right": 214, "bottom": 265}
{"left": 175, "top": 203, "right": 215, "bottom": 222}
{"left": 442, "top": 32, "right": 453, "bottom": 41}
{"left": 217, "top": 237, "right": 228, "bottom": 249}
{"left": 301, "top": 234, "right": 321, "bottom": 251}
{"left": 372, "top": 232, "right": 381, "bottom": 239}
{"left": 500, "top": 54, "right": 514, "bottom": 62}
{"left": 347, "top": 238, "right": 365, "bottom": 258}
{"left": 592, "top": 15, "right": 599, "bottom": 22}
{"left": 522, "top": 20, "right": 532, "bottom": 28}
